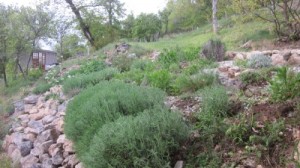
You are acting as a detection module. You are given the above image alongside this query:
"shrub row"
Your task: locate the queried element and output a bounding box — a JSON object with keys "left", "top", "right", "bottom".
{"left": 64, "top": 81, "right": 189, "bottom": 167}
{"left": 62, "top": 67, "right": 119, "bottom": 96}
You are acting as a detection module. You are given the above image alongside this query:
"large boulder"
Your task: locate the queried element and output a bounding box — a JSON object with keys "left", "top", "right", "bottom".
{"left": 24, "top": 95, "right": 39, "bottom": 105}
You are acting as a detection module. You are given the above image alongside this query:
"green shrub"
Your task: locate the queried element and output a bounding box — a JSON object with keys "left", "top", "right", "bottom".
{"left": 64, "top": 81, "right": 166, "bottom": 160}
{"left": 28, "top": 68, "right": 43, "bottom": 80}
{"left": 201, "top": 39, "right": 226, "bottom": 62}
{"left": 158, "top": 48, "right": 180, "bottom": 68}
{"left": 247, "top": 54, "right": 272, "bottom": 69}
{"left": 147, "top": 69, "right": 171, "bottom": 91}
{"left": 183, "top": 59, "right": 217, "bottom": 75}
{"left": 239, "top": 71, "right": 266, "bottom": 85}
{"left": 173, "top": 72, "right": 217, "bottom": 94}
{"left": 63, "top": 68, "right": 119, "bottom": 95}
{"left": 182, "top": 47, "right": 200, "bottom": 61}
{"left": 130, "top": 59, "right": 154, "bottom": 71}
{"left": 84, "top": 108, "right": 189, "bottom": 168}
{"left": 270, "top": 67, "right": 300, "bottom": 101}
{"left": 112, "top": 56, "right": 134, "bottom": 72}
{"left": 129, "top": 45, "right": 151, "bottom": 57}
{"left": 79, "top": 60, "right": 106, "bottom": 74}
{"left": 115, "top": 69, "right": 145, "bottom": 84}
{"left": 197, "top": 85, "right": 229, "bottom": 145}
{"left": 33, "top": 82, "right": 52, "bottom": 94}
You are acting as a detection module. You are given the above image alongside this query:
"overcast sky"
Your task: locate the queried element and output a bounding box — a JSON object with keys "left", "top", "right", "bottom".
{"left": 0, "top": 0, "right": 167, "bottom": 16}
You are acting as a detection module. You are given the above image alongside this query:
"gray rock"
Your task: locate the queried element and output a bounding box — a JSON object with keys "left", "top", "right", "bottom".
{"left": 42, "top": 115, "right": 56, "bottom": 125}
{"left": 28, "top": 120, "right": 44, "bottom": 134}
{"left": 24, "top": 95, "right": 39, "bottom": 104}
{"left": 174, "top": 161, "right": 184, "bottom": 168}
{"left": 31, "top": 164, "right": 42, "bottom": 168}
{"left": 20, "top": 154, "right": 39, "bottom": 168}
{"left": 52, "top": 151, "right": 64, "bottom": 165}
{"left": 14, "top": 100, "right": 24, "bottom": 112}
{"left": 42, "top": 158, "right": 54, "bottom": 168}
{"left": 19, "top": 141, "right": 33, "bottom": 157}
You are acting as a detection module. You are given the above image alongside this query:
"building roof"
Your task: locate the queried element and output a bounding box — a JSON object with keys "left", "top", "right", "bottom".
{"left": 33, "top": 49, "right": 57, "bottom": 54}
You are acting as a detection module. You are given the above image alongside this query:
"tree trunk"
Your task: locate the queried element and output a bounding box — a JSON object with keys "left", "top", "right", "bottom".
{"left": 2, "top": 62, "right": 8, "bottom": 87}
{"left": 165, "top": 20, "right": 169, "bottom": 35}
{"left": 212, "top": 0, "right": 218, "bottom": 34}
{"left": 65, "top": 0, "right": 96, "bottom": 48}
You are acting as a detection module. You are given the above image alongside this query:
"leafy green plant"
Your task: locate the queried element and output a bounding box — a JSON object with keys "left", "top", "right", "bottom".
{"left": 79, "top": 60, "right": 106, "bottom": 74}
{"left": 247, "top": 53, "right": 272, "bottom": 69}
{"left": 33, "top": 82, "right": 52, "bottom": 94}
{"left": 226, "top": 114, "right": 254, "bottom": 145}
{"left": 84, "top": 108, "right": 189, "bottom": 168}
{"left": 158, "top": 48, "right": 183, "bottom": 68}
{"left": 270, "top": 67, "right": 300, "bottom": 101}
{"left": 64, "top": 81, "right": 166, "bottom": 161}
{"left": 239, "top": 71, "right": 266, "bottom": 85}
{"left": 28, "top": 68, "right": 43, "bottom": 80}
{"left": 63, "top": 68, "right": 120, "bottom": 96}
{"left": 147, "top": 69, "right": 172, "bottom": 91}
{"left": 112, "top": 56, "right": 134, "bottom": 72}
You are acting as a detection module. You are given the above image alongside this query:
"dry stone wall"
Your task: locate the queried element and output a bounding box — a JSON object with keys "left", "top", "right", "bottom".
{"left": 2, "top": 86, "right": 83, "bottom": 168}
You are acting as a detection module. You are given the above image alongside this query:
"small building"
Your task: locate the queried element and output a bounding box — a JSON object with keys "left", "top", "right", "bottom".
{"left": 32, "top": 49, "right": 58, "bottom": 70}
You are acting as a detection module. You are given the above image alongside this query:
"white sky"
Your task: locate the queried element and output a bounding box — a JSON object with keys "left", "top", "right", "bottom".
{"left": 0, "top": 0, "right": 167, "bottom": 16}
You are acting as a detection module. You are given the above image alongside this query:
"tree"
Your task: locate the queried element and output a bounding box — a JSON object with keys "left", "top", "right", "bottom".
{"left": 55, "top": 34, "right": 86, "bottom": 60}
{"left": 0, "top": 4, "right": 12, "bottom": 87}
{"left": 54, "top": 19, "right": 73, "bottom": 59}
{"left": 212, "top": 0, "right": 218, "bottom": 34}
{"left": 64, "top": 0, "right": 96, "bottom": 48}
{"left": 159, "top": 8, "right": 171, "bottom": 34}
{"left": 121, "top": 13, "right": 135, "bottom": 38}
{"left": 133, "top": 13, "right": 162, "bottom": 42}
{"left": 21, "top": 3, "right": 54, "bottom": 73}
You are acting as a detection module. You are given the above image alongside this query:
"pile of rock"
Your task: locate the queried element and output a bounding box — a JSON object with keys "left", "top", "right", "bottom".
{"left": 226, "top": 49, "right": 300, "bottom": 66}
{"left": 2, "top": 86, "right": 83, "bottom": 168}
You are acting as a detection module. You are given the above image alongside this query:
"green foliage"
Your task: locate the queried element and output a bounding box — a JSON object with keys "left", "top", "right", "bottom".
{"left": 247, "top": 54, "right": 272, "bottom": 69}
{"left": 197, "top": 85, "right": 229, "bottom": 144}
{"left": 28, "top": 68, "right": 43, "bottom": 80}
{"left": 239, "top": 71, "right": 266, "bottom": 85}
{"left": 112, "top": 56, "right": 134, "bottom": 72}
{"left": 33, "top": 82, "right": 52, "bottom": 94}
{"left": 63, "top": 68, "right": 119, "bottom": 96}
{"left": 133, "top": 13, "right": 162, "bottom": 42}
{"left": 183, "top": 59, "right": 217, "bottom": 75}
{"left": 115, "top": 69, "right": 145, "bottom": 85}
{"left": 234, "top": 59, "right": 248, "bottom": 68}
{"left": 130, "top": 59, "right": 154, "bottom": 71}
{"left": 158, "top": 48, "right": 180, "bottom": 68}
{"left": 270, "top": 67, "right": 300, "bottom": 101}
{"left": 172, "top": 72, "right": 217, "bottom": 94}
{"left": 79, "top": 60, "right": 107, "bottom": 74}
{"left": 201, "top": 39, "right": 226, "bottom": 62}
{"left": 45, "top": 67, "right": 62, "bottom": 85}
{"left": 147, "top": 69, "right": 171, "bottom": 91}
{"left": 85, "top": 109, "right": 189, "bottom": 168}
{"left": 64, "top": 81, "right": 166, "bottom": 161}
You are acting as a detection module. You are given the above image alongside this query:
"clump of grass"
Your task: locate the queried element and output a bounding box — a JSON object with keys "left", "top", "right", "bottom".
{"left": 33, "top": 82, "right": 52, "bottom": 94}
{"left": 247, "top": 53, "right": 272, "bottom": 69}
